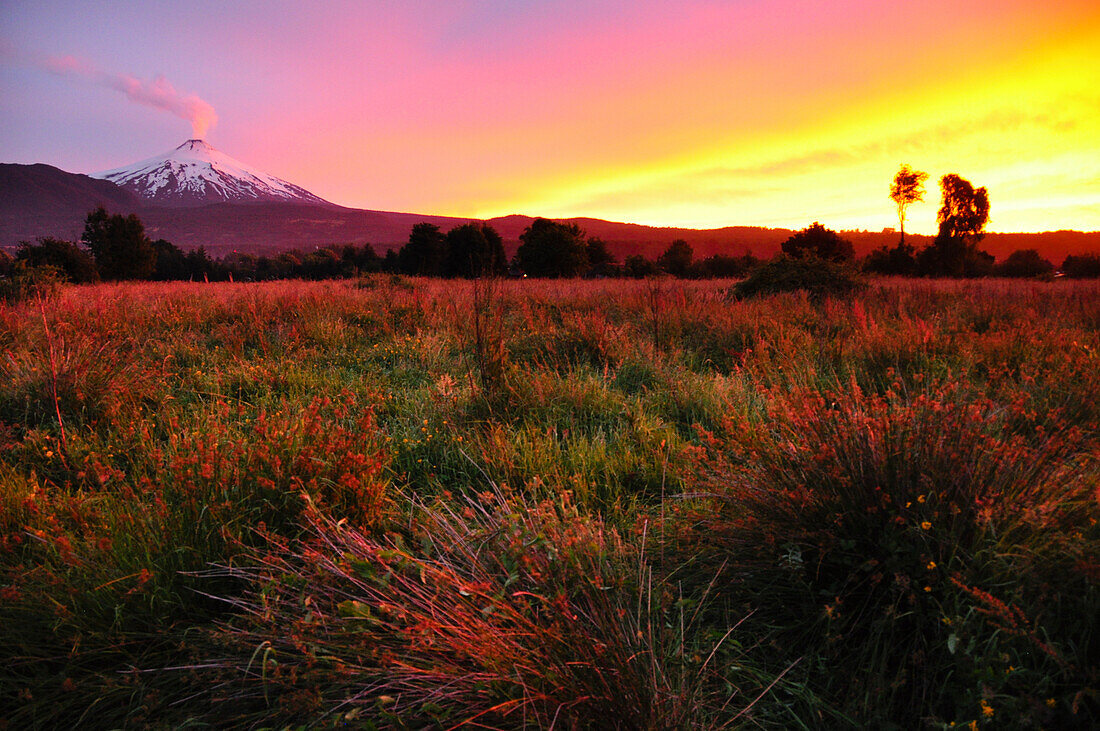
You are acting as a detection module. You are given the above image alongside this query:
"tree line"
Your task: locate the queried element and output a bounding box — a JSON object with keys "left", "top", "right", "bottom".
{"left": 4, "top": 177, "right": 1100, "bottom": 286}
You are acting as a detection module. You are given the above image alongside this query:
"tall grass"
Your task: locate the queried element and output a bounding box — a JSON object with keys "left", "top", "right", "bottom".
{"left": 195, "top": 487, "right": 780, "bottom": 728}
{"left": 1, "top": 276, "right": 1097, "bottom": 727}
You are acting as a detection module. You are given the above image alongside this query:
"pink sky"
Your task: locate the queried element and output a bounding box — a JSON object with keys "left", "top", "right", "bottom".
{"left": 2, "top": 1, "right": 1098, "bottom": 232}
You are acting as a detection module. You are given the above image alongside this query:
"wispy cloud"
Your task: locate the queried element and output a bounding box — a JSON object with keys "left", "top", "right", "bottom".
{"left": 16, "top": 49, "right": 217, "bottom": 138}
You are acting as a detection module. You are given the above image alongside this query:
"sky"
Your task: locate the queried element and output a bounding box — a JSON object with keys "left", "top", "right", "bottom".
{"left": 2, "top": 0, "right": 1099, "bottom": 233}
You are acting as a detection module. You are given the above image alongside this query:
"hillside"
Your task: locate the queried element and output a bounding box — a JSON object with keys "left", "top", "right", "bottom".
{"left": 2, "top": 163, "right": 1098, "bottom": 262}
{"left": 0, "top": 163, "right": 143, "bottom": 244}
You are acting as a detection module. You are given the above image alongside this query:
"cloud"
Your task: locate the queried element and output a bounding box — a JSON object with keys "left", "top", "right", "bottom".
{"left": 22, "top": 49, "right": 218, "bottom": 138}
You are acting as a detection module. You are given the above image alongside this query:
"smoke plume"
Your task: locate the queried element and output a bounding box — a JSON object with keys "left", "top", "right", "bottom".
{"left": 37, "top": 53, "right": 218, "bottom": 138}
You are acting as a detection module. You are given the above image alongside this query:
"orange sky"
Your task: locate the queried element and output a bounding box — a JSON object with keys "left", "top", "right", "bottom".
{"left": 4, "top": 1, "right": 1099, "bottom": 232}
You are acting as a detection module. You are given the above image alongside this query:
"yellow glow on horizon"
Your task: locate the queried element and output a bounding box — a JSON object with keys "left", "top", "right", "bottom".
{"left": 445, "top": 16, "right": 1100, "bottom": 233}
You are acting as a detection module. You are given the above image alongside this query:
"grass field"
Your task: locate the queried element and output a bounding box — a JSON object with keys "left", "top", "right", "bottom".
{"left": 2, "top": 276, "right": 1098, "bottom": 728}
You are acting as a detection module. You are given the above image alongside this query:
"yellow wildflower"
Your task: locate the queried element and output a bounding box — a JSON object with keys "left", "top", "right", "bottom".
{"left": 920, "top": 521, "right": 932, "bottom": 530}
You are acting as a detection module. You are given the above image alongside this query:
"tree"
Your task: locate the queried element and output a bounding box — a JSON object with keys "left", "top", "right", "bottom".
{"left": 996, "top": 249, "right": 1053, "bottom": 279}
{"left": 81, "top": 207, "right": 156, "bottom": 280}
{"left": 443, "top": 223, "right": 507, "bottom": 278}
{"left": 623, "top": 255, "right": 659, "bottom": 278}
{"left": 862, "top": 241, "right": 917, "bottom": 276}
{"left": 694, "top": 253, "right": 759, "bottom": 278}
{"left": 381, "top": 249, "right": 400, "bottom": 273}
{"left": 917, "top": 175, "right": 991, "bottom": 277}
{"left": 513, "top": 218, "right": 589, "bottom": 278}
{"left": 398, "top": 223, "right": 445, "bottom": 276}
{"left": 657, "top": 239, "right": 693, "bottom": 277}
{"left": 890, "top": 164, "right": 929, "bottom": 246}
{"left": 151, "top": 238, "right": 189, "bottom": 281}
{"left": 1062, "top": 253, "right": 1100, "bottom": 279}
{"left": 781, "top": 222, "right": 854, "bottom": 262}
{"left": 585, "top": 237, "right": 617, "bottom": 276}
{"left": 185, "top": 247, "right": 218, "bottom": 280}
{"left": 16, "top": 237, "right": 100, "bottom": 283}
{"left": 936, "top": 174, "right": 990, "bottom": 243}
{"left": 340, "top": 243, "right": 382, "bottom": 274}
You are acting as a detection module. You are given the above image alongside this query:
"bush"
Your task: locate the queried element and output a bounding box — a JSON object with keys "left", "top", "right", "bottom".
{"left": 730, "top": 255, "right": 862, "bottom": 300}
{"left": 781, "top": 222, "right": 854, "bottom": 262}
{"left": 687, "top": 380, "right": 1100, "bottom": 725}
{"left": 624, "top": 254, "right": 659, "bottom": 278}
{"left": 862, "top": 241, "right": 917, "bottom": 276}
{"left": 997, "top": 249, "right": 1055, "bottom": 279}
{"left": 16, "top": 238, "right": 99, "bottom": 283}
{"left": 1062, "top": 253, "right": 1100, "bottom": 279}
{"left": 0, "top": 263, "right": 64, "bottom": 304}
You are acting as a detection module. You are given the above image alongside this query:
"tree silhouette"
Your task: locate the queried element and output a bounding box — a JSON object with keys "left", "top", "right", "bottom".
{"left": 398, "top": 223, "right": 445, "bottom": 276}
{"left": 936, "top": 174, "right": 989, "bottom": 244}
{"left": 16, "top": 237, "right": 100, "bottom": 283}
{"left": 781, "top": 222, "right": 854, "bottom": 262}
{"left": 657, "top": 239, "right": 693, "bottom": 277}
{"left": 513, "top": 218, "right": 589, "bottom": 278}
{"left": 997, "top": 249, "right": 1053, "bottom": 279}
{"left": 443, "top": 223, "right": 507, "bottom": 278}
{"left": 890, "top": 164, "right": 928, "bottom": 246}
{"left": 1062, "top": 253, "right": 1100, "bottom": 278}
{"left": 585, "top": 237, "right": 616, "bottom": 276}
{"left": 862, "top": 241, "right": 916, "bottom": 276}
{"left": 917, "top": 175, "right": 991, "bottom": 277}
{"left": 81, "top": 207, "right": 156, "bottom": 280}
{"left": 624, "top": 254, "right": 658, "bottom": 278}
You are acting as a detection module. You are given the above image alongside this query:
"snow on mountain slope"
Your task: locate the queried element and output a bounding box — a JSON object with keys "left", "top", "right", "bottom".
{"left": 93, "top": 139, "right": 331, "bottom": 207}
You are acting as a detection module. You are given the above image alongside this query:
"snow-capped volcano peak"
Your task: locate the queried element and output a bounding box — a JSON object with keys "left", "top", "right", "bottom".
{"left": 93, "top": 139, "right": 330, "bottom": 207}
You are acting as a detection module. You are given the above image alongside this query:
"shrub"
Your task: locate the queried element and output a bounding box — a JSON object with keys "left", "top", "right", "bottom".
{"left": 780, "top": 222, "right": 854, "bottom": 262}
{"left": 624, "top": 254, "right": 659, "bottom": 278}
{"left": 16, "top": 238, "right": 100, "bottom": 283}
{"left": 997, "top": 249, "right": 1055, "bottom": 279}
{"left": 1062, "top": 253, "right": 1100, "bottom": 279}
{"left": 0, "top": 263, "right": 64, "bottom": 304}
{"left": 730, "top": 255, "right": 862, "bottom": 300}
{"left": 862, "top": 241, "right": 917, "bottom": 276}
{"left": 686, "top": 379, "right": 1100, "bottom": 725}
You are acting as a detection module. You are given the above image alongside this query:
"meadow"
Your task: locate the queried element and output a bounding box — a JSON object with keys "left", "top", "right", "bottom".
{"left": 1, "top": 276, "right": 1098, "bottom": 729}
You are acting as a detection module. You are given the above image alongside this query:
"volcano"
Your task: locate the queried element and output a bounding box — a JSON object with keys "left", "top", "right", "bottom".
{"left": 92, "top": 139, "right": 331, "bottom": 207}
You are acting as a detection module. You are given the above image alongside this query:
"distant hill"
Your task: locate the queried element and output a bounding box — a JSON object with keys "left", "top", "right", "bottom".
{"left": 137, "top": 203, "right": 479, "bottom": 255}
{"left": 0, "top": 163, "right": 143, "bottom": 244}
{"left": 2, "top": 161, "right": 1098, "bottom": 263}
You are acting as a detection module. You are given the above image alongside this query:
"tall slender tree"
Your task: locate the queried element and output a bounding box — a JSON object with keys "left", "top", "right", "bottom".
{"left": 890, "top": 165, "right": 929, "bottom": 246}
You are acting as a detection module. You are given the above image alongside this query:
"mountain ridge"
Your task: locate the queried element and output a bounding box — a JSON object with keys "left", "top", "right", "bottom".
{"left": 3, "top": 160, "right": 1099, "bottom": 264}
